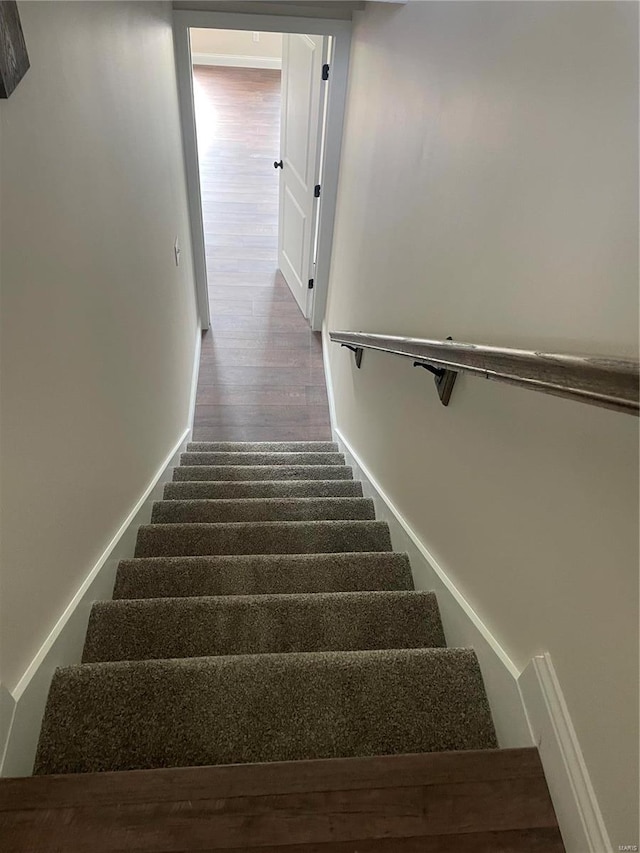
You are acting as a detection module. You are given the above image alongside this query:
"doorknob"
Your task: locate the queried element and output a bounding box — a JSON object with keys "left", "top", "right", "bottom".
{"left": 274, "top": 160, "right": 283, "bottom": 169}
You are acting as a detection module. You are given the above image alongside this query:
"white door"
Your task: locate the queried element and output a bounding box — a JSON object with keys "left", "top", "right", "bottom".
{"left": 277, "top": 33, "right": 328, "bottom": 317}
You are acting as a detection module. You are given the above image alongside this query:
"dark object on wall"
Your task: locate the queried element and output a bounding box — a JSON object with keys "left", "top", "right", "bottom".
{"left": 0, "top": 1, "right": 29, "bottom": 98}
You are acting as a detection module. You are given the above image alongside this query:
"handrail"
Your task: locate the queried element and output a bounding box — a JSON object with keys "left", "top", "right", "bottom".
{"left": 329, "top": 331, "right": 640, "bottom": 415}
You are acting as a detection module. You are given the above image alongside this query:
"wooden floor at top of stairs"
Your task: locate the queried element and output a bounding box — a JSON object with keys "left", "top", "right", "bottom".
{"left": 192, "top": 65, "right": 332, "bottom": 443}
{"left": 0, "top": 748, "right": 565, "bottom": 852}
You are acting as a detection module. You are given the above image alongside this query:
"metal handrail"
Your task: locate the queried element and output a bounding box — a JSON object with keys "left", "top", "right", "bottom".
{"left": 329, "top": 331, "right": 640, "bottom": 415}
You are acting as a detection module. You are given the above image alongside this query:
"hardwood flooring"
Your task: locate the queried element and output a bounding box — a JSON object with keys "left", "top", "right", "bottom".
{"left": 0, "top": 749, "right": 565, "bottom": 851}
{"left": 192, "top": 66, "right": 331, "bottom": 442}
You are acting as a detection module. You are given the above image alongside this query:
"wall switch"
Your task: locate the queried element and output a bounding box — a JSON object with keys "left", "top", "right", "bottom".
{"left": 174, "top": 237, "right": 181, "bottom": 267}
{"left": 252, "top": 31, "right": 260, "bottom": 43}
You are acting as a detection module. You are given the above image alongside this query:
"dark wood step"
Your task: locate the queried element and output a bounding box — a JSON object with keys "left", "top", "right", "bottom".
{"left": 0, "top": 748, "right": 564, "bottom": 852}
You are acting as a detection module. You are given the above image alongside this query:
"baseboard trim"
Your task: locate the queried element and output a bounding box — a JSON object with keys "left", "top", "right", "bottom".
{"left": 0, "top": 427, "right": 190, "bottom": 777}
{"left": 333, "top": 424, "right": 531, "bottom": 746}
{"left": 188, "top": 327, "right": 202, "bottom": 435}
{"left": 321, "top": 326, "right": 523, "bottom": 688}
{"left": 1, "top": 327, "right": 202, "bottom": 776}
{"left": 0, "top": 685, "right": 15, "bottom": 773}
{"left": 321, "top": 326, "right": 607, "bottom": 851}
{"left": 192, "top": 52, "right": 282, "bottom": 70}
{"left": 519, "top": 654, "right": 612, "bottom": 853}
{"left": 321, "top": 320, "right": 338, "bottom": 430}
{"left": 333, "top": 425, "right": 610, "bottom": 852}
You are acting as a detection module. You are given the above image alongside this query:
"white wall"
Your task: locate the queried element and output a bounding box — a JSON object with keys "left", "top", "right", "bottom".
{"left": 325, "top": 1, "right": 638, "bottom": 848}
{"left": 190, "top": 27, "right": 282, "bottom": 60}
{"left": 0, "top": 1, "right": 199, "bottom": 695}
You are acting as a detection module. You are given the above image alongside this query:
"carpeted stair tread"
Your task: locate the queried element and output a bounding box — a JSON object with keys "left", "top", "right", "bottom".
{"left": 82, "top": 591, "right": 446, "bottom": 662}
{"left": 33, "top": 437, "right": 500, "bottom": 783}
{"left": 150, "top": 497, "right": 375, "bottom": 524}
{"left": 163, "top": 479, "right": 363, "bottom": 500}
{"left": 180, "top": 451, "right": 345, "bottom": 467}
{"left": 113, "top": 552, "right": 415, "bottom": 599}
{"left": 187, "top": 441, "right": 338, "bottom": 453}
{"left": 174, "top": 465, "right": 353, "bottom": 482}
{"left": 34, "top": 648, "right": 497, "bottom": 774}
{"left": 134, "top": 520, "right": 393, "bottom": 557}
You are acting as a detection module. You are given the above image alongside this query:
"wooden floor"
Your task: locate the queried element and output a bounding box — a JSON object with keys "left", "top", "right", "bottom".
{"left": 0, "top": 749, "right": 564, "bottom": 851}
{"left": 192, "top": 65, "right": 331, "bottom": 443}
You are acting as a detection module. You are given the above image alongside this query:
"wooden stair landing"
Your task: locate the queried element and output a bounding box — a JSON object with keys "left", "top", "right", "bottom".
{"left": 0, "top": 748, "right": 564, "bottom": 852}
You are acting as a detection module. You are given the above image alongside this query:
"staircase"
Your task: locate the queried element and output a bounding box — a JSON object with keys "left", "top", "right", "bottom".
{"left": 1, "top": 441, "right": 564, "bottom": 851}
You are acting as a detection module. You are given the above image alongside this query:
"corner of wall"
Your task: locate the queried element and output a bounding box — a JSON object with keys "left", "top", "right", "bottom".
{"left": 519, "top": 654, "right": 614, "bottom": 853}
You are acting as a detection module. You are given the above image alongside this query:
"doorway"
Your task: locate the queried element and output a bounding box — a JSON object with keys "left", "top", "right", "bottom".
{"left": 185, "top": 29, "right": 330, "bottom": 442}
{"left": 174, "top": 10, "right": 352, "bottom": 335}
{"left": 174, "top": 11, "right": 351, "bottom": 441}
{"left": 191, "top": 27, "right": 328, "bottom": 322}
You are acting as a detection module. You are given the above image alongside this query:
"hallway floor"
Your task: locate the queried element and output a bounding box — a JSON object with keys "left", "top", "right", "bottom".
{"left": 192, "top": 65, "right": 331, "bottom": 442}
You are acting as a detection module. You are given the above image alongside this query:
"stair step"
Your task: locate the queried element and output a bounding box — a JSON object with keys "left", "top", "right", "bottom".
{"left": 113, "top": 552, "right": 415, "bottom": 599}
{"left": 187, "top": 441, "right": 339, "bottom": 453}
{"left": 1, "top": 750, "right": 565, "bottom": 853}
{"left": 173, "top": 465, "right": 353, "bottom": 482}
{"left": 150, "top": 497, "right": 375, "bottom": 524}
{"left": 83, "top": 591, "right": 446, "bottom": 662}
{"left": 163, "top": 479, "right": 363, "bottom": 500}
{"left": 34, "top": 648, "right": 497, "bottom": 774}
{"left": 180, "top": 451, "right": 345, "bottom": 467}
{"left": 0, "top": 747, "right": 565, "bottom": 853}
{"left": 134, "top": 520, "right": 393, "bottom": 557}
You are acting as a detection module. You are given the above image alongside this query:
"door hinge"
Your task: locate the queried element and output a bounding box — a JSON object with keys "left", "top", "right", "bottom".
{"left": 314, "top": 184, "right": 321, "bottom": 198}
{"left": 308, "top": 279, "right": 314, "bottom": 289}
{"left": 322, "top": 63, "right": 330, "bottom": 81}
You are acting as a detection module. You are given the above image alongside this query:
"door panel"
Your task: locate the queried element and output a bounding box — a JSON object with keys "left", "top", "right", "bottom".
{"left": 278, "top": 33, "right": 327, "bottom": 317}
{"left": 282, "top": 186, "right": 307, "bottom": 280}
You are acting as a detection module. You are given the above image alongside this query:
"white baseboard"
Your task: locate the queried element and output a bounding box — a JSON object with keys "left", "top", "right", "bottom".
{"left": 321, "top": 320, "right": 338, "bottom": 431}
{"left": 188, "top": 327, "right": 202, "bottom": 433}
{"left": 0, "top": 685, "right": 15, "bottom": 772}
{"left": 0, "top": 428, "right": 190, "bottom": 777}
{"left": 332, "top": 424, "right": 532, "bottom": 749}
{"left": 0, "top": 326, "right": 202, "bottom": 777}
{"left": 519, "top": 654, "right": 612, "bottom": 853}
{"left": 321, "top": 323, "right": 529, "bottom": 746}
{"left": 192, "top": 52, "right": 282, "bottom": 70}
{"left": 321, "top": 325, "right": 609, "bottom": 852}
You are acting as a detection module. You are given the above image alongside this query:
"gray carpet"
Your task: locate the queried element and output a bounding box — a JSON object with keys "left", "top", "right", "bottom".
{"left": 180, "top": 451, "right": 346, "bottom": 467}
{"left": 35, "top": 649, "right": 496, "bottom": 774}
{"left": 113, "top": 552, "right": 415, "bottom": 599}
{"left": 150, "top": 497, "right": 375, "bottom": 524}
{"left": 34, "top": 440, "right": 497, "bottom": 776}
{"left": 134, "top": 520, "right": 393, "bottom": 557}
{"left": 164, "top": 479, "right": 363, "bottom": 500}
{"left": 187, "top": 441, "right": 339, "bottom": 453}
{"left": 173, "top": 464, "right": 354, "bottom": 481}
{"left": 82, "top": 591, "right": 446, "bottom": 662}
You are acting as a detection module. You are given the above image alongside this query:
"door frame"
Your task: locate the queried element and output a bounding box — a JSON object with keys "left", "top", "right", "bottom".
{"left": 173, "top": 10, "right": 352, "bottom": 332}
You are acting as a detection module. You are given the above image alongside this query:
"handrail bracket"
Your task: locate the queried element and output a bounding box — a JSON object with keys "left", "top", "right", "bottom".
{"left": 341, "top": 344, "right": 364, "bottom": 369}
{"left": 413, "top": 361, "right": 458, "bottom": 406}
